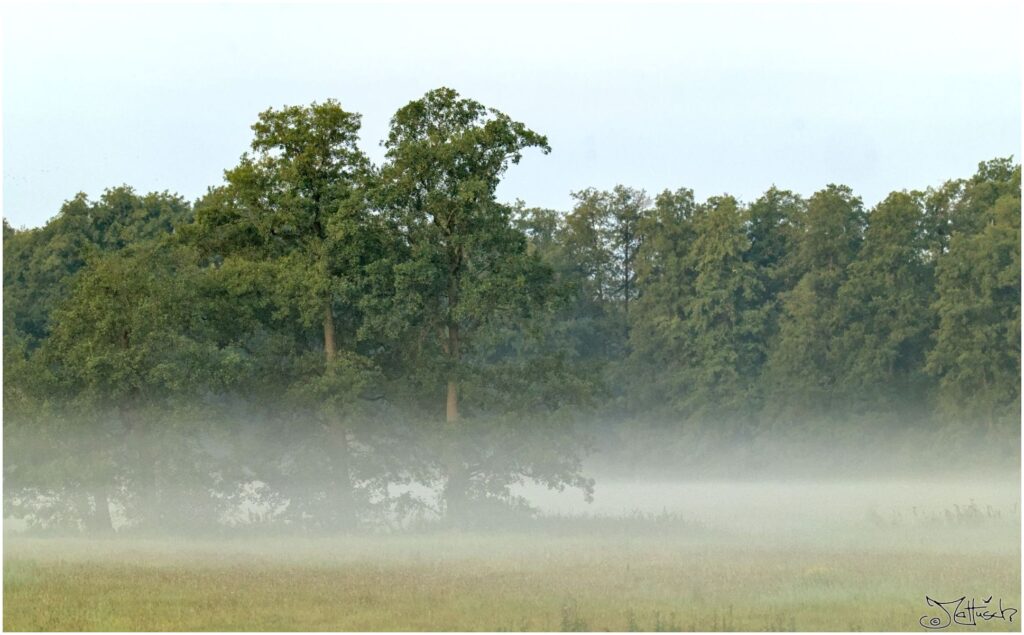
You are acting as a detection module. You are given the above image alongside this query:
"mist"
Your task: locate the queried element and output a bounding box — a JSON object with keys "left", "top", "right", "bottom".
{"left": 5, "top": 413, "right": 1019, "bottom": 531}
{"left": 5, "top": 415, "right": 1019, "bottom": 631}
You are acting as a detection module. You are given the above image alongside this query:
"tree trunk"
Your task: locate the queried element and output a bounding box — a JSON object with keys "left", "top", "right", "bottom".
{"left": 623, "top": 229, "right": 631, "bottom": 330}
{"left": 324, "top": 422, "right": 357, "bottom": 530}
{"left": 323, "top": 304, "right": 337, "bottom": 362}
{"left": 74, "top": 490, "right": 92, "bottom": 532}
{"left": 321, "top": 301, "right": 356, "bottom": 529}
{"left": 445, "top": 322, "right": 460, "bottom": 424}
{"left": 442, "top": 246, "right": 464, "bottom": 518}
{"left": 122, "top": 404, "right": 160, "bottom": 531}
{"left": 91, "top": 485, "right": 114, "bottom": 534}
{"left": 446, "top": 380, "right": 459, "bottom": 424}
{"left": 442, "top": 459, "right": 469, "bottom": 524}
{"left": 443, "top": 318, "right": 466, "bottom": 521}
{"left": 140, "top": 443, "right": 161, "bottom": 530}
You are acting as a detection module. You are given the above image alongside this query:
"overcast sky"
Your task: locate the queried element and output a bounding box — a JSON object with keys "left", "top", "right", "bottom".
{"left": 2, "top": 1, "right": 1020, "bottom": 228}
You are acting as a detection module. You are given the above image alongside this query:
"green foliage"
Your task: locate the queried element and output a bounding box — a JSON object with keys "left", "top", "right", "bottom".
{"left": 378, "top": 87, "right": 553, "bottom": 416}
{"left": 763, "top": 185, "right": 866, "bottom": 415}
{"left": 3, "top": 187, "right": 191, "bottom": 345}
{"left": 836, "top": 191, "right": 935, "bottom": 412}
{"left": 626, "top": 188, "right": 698, "bottom": 412}
{"left": 745, "top": 187, "right": 803, "bottom": 337}
{"left": 926, "top": 161, "right": 1021, "bottom": 424}
{"left": 677, "top": 196, "right": 769, "bottom": 419}
{"left": 188, "top": 99, "right": 380, "bottom": 341}
{"left": 559, "top": 186, "right": 651, "bottom": 359}
{"left": 44, "top": 243, "right": 247, "bottom": 408}
{"left": 627, "top": 194, "right": 769, "bottom": 422}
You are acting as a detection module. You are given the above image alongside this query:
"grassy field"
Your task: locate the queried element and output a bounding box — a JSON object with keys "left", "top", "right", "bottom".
{"left": 5, "top": 530, "right": 1020, "bottom": 631}
{"left": 4, "top": 479, "right": 1020, "bottom": 631}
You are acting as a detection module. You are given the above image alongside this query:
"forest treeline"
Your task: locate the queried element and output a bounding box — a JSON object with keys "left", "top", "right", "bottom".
{"left": 3, "top": 88, "right": 1021, "bottom": 533}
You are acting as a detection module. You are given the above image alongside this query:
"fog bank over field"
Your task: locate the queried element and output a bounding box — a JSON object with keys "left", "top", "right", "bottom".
{"left": 521, "top": 476, "right": 1020, "bottom": 520}
{"left": 5, "top": 417, "right": 1019, "bottom": 538}
{"left": 5, "top": 487, "right": 1019, "bottom": 632}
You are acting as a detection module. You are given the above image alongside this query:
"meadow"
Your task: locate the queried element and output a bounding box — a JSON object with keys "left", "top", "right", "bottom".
{"left": 4, "top": 478, "right": 1020, "bottom": 631}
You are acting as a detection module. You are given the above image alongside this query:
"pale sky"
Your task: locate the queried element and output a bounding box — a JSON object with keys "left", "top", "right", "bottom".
{"left": 2, "top": 1, "right": 1021, "bottom": 228}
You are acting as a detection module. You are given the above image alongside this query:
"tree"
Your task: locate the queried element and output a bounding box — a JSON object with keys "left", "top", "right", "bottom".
{"left": 4, "top": 189, "right": 195, "bottom": 532}
{"left": 512, "top": 203, "right": 610, "bottom": 411}
{"left": 764, "top": 184, "right": 866, "bottom": 415}
{"left": 560, "top": 186, "right": 650, "bottom": 354}
{"left": 627, "top": 194, "right": 766, "bottom": 422}
{"left": 745, "top": 187, "right": 802, "bottom": 344}
{"left": 926, "top": 161, "right": 1021, "bottom": 426}
{"left": 377, "top": 88, "right": 601, "bottom": 521}
{"left": 378, "top": 87, "right": 551, "bottom": 425}
{"left": 512, "top": 203, "right": 562, "bottom": 257}
{"left": 606, "top": 186, "right": 649, "bottom": 334}
{"left": 3, "top": 187, "right": 191, "bottom": 346}
{"left": 187, "top": 100, "right": 387, "bottom": 529}
{"left": 555, "top": 190, "right": 621, "bottom": 369}
{"left": 836, "top": 191, "right": 935, "bottom": 412}
{"left": 680, "top": 196, "right": 768, "bottom": 420}
{"left": 626, "top": 188, "right": 699, "bottom": 413}
{"left": 38, "top": 242, "right": 247, "bottom": 531}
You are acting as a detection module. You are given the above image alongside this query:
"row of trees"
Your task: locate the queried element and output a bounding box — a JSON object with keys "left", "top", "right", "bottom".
{"left": 525, "top": 160, "right": 1020, "bottom": 427}
{"left": 4, "top": 87, "right": 1020, "bottom": 533}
